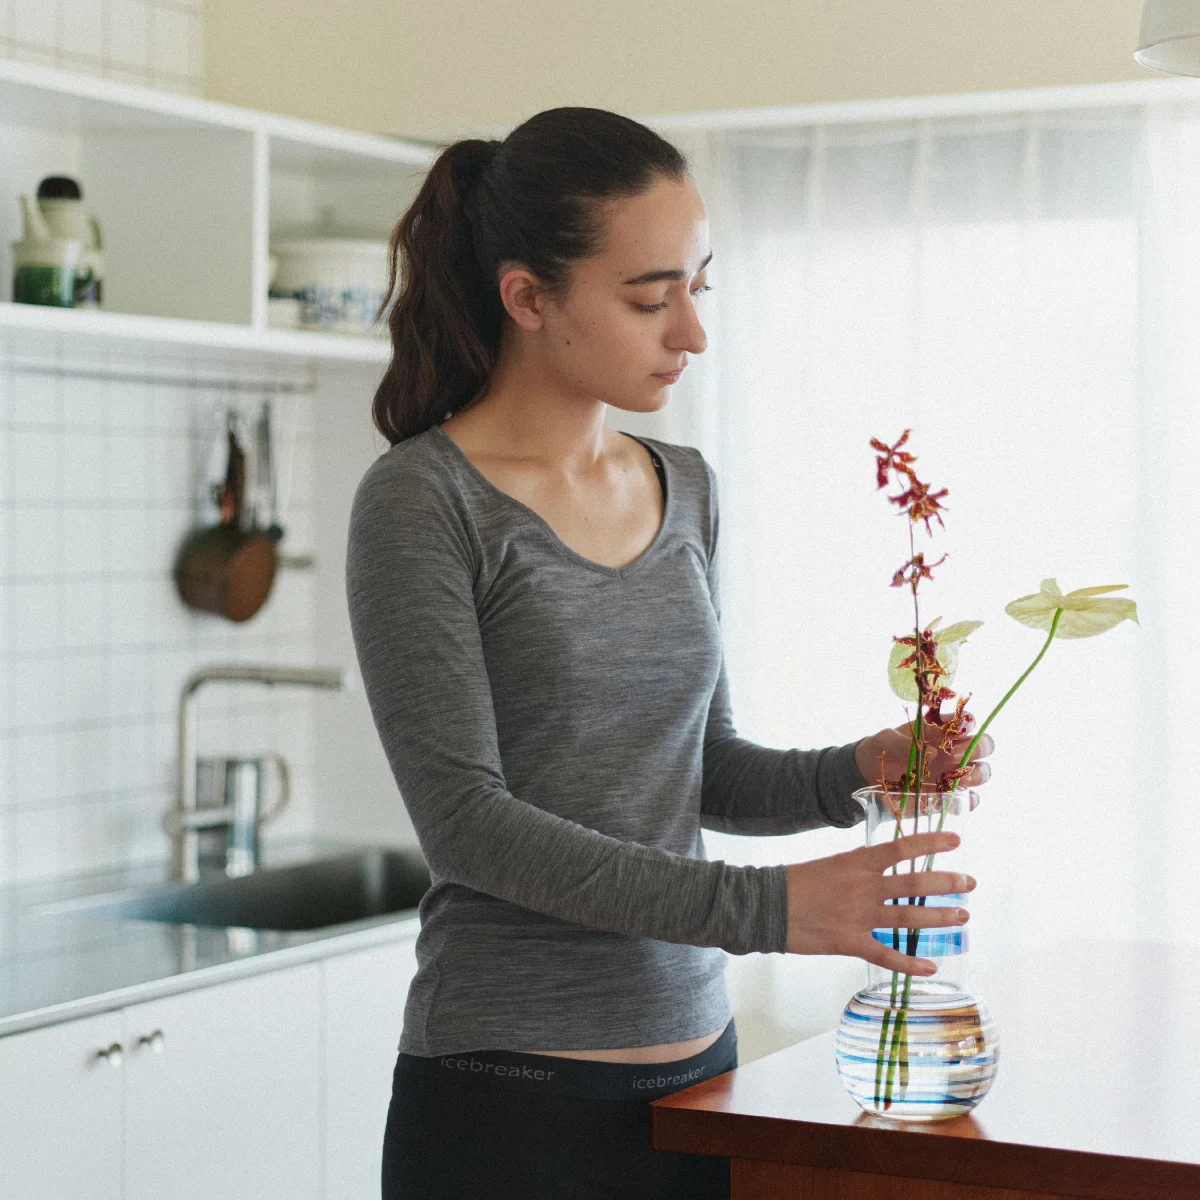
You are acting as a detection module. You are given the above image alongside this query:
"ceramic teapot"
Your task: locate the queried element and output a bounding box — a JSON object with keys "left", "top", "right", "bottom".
{"left": 36, "top": 176, "right": 104, "bottom": 308}
{"left": 11, "top": 194, "right": 82, "bottom": 308}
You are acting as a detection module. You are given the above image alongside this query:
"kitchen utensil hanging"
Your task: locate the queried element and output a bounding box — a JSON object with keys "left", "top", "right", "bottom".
{"left": 254, "top": 400, "right": 284, "bottom": 541}
{"left": 251, "top": 399, "right": 312, "bottom": 569}
{"left": 174, "top": 408, "right": 279, "bottom": 622}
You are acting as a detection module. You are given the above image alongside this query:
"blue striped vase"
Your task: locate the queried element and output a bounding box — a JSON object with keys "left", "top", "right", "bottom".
{"left": 834, "top": 785, "right": 1000, "bottom": 1121}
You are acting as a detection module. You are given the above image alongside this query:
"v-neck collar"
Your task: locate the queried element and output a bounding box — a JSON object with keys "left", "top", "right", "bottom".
{"left": 429, "top": 424, "right": 672, "bottom": 580}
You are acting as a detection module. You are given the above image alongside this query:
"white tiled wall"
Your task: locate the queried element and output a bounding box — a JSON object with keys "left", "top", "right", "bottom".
{"left": 0, "top": 0, "right": 203, "bottom": 94}
{"left": 0, "top": 342, "right": 324, "bottom": 885}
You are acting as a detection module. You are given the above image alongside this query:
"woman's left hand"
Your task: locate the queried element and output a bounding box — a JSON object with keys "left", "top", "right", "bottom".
{"left": 853, "top": 714, "right": 994, "bottom": 790}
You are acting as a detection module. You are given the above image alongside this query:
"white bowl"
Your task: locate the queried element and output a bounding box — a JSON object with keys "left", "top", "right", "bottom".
{"left": 270, "top": 238, "right": 389, "bottom": 333}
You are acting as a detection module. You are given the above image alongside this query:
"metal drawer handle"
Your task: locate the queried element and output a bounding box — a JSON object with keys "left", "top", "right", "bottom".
{"left": 137, "top": 1029, "right": 166, "bottom": 1053}
{"left": 96, "top": 1042, "right": 123, "bottom": 1067}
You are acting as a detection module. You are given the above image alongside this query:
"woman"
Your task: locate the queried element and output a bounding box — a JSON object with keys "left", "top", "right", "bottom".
{"left": 345, "top": 106, "right": 991, "bottom": 1200}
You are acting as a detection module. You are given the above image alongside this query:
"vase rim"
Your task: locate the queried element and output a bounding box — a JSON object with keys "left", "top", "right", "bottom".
{"left": 853, "top": 783, "right": 964, "bottom": 796}
{"left": 852, "top": 783, "right": 980, "bottom": 810}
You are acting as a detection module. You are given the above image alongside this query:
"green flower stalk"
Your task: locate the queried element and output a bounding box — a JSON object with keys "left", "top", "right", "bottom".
{"left": 932, "top": 580, "right": 1140, "bottom": 840}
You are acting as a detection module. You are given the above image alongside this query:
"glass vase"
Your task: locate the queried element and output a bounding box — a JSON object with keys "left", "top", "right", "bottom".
{"left": 834, "top": 785, "right": 999, "bottom": 1121}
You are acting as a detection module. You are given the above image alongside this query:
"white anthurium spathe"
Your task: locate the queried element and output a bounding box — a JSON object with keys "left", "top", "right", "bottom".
{"left": 1004, "top": 579, "right": 1139, "bottom": 640}
{"left": 887, "top": 617, "right": 984, "bottom": 701}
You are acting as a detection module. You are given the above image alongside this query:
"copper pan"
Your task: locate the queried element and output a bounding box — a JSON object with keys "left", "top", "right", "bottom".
{"left": 174, "top": 413, "right": 277, "bottom": 622}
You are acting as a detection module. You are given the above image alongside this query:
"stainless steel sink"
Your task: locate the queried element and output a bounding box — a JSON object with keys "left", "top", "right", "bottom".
{"left": 59, "top": 848, "right": 430, "bottom": 932}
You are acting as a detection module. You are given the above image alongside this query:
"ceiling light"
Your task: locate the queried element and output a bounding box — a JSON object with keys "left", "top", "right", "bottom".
{"left": 1135, "top": 0, "right": 1200, "bottom": 75}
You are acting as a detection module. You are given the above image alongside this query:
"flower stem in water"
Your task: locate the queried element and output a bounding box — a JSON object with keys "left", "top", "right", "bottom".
{"left": 874, "top": 1009, "right": 892, "bottom": 1106}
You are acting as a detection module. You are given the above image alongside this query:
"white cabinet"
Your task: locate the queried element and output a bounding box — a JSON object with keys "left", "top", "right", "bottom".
{"left": 0, "top": 1010, "right": 123, "bottom": 1200}
{"left": 123, "top": 964, "right": 321, "bottom": 1200}
{"left": 322, "top": 938, "right": 418, "bottom": 1200}
{"left": 0, "top": 935, "right": 418, "bottom": 1200}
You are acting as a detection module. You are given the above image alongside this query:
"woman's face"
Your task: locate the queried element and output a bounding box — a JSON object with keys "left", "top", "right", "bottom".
{"left": 497, "top": 173, "right": 711, "bottom": 416}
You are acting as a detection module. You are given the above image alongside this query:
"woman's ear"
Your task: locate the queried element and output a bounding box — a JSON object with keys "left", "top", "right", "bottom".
{"left": 497, "top": 262, "right": 549, "bottom": 332}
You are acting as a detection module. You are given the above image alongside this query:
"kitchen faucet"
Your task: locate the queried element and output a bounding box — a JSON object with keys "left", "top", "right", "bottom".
{"left": 166, "top": 664, "right": 346, "bottom": 883}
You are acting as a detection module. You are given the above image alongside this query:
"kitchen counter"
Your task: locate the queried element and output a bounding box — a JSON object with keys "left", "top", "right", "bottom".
{"left": 0, "top": 837, "right": 422, "bottom": 1038}
{"left": 651, "top": 941, "right": 1200, "bottom": 1199}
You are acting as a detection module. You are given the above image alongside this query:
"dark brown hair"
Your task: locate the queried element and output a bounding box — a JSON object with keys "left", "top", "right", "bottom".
{"left": 371, "top": 107, "right": 690, "bottom": 444}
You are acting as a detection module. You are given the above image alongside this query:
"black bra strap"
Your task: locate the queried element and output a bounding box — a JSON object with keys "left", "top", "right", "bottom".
{"left": 648, "top": 449, "right": 666, "bottom": 501}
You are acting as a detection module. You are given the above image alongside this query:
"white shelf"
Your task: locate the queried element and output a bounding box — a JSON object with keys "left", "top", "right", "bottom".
{"left": 0, "top": 301, "right": 391, "bottom": 369}
{"left": 0, "top": 57, "right": 437, "bottom": 167}
{"left": 0, "top": 58, "right": 434, "bottom": 368}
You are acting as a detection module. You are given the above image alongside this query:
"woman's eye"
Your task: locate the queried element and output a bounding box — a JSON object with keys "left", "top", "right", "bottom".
{"left": 635, "top": 284, "right": 713, "bottom": 313}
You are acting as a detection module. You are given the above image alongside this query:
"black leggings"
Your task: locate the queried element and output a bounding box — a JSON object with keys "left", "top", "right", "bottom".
{"left": 381, "top": 1019, "right": 737, "bottom": 1199}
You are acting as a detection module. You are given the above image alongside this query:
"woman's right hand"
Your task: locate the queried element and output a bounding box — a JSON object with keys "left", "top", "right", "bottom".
{"left": 784, "top": 831, "right": 974, "bottom": 975}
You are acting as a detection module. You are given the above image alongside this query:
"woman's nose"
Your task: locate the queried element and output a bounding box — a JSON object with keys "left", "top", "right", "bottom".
{"left": 668, "top": 299, "right": 708, "bottom": 356}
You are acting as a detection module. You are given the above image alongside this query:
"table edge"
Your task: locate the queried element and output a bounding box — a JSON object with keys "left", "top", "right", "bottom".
{"left": 648, "top": 1106, "right": 1200, "bottom": 1200}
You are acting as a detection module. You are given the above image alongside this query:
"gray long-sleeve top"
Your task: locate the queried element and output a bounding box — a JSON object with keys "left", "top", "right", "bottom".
{"left": 344, "top": 423, "right": 867, "bottom": 1057}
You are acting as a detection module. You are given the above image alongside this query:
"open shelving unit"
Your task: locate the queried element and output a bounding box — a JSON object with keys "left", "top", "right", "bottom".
{"left": 0, "top": 57, "right": 436, "bottom": 372}
{"left": 0, "top": 299, "right": 391, "bottom": 367}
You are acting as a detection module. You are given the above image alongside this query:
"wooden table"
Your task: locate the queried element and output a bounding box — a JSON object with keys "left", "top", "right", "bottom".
{"left": 651, "top": 942, "right": 1200, "bottom": 1198}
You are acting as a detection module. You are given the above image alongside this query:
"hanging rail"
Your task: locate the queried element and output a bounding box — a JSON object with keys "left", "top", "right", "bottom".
{"left": 4, "top": 359, "right": 318, "bottom": 395}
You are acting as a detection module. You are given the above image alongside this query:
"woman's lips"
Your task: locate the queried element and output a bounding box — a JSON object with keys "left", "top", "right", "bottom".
{"left": 653, "top": 369, "right": 684, "bottom": 383}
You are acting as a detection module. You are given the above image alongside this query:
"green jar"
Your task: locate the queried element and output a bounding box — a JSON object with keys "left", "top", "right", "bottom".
{"left": 13, "top": 263, "right": 77, "bottom": 307}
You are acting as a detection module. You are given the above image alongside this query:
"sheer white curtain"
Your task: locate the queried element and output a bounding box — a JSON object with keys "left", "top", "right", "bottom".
{"left": 616, "top": 101, "right": 1200, "bottom": 1046}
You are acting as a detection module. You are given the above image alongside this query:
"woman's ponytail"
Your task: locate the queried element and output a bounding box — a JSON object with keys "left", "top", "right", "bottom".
{"left": 371, "top": 139, "right": 503, "bottom": 445}
{"left": 371, "top": 109, "right": 690, "bottom": 445}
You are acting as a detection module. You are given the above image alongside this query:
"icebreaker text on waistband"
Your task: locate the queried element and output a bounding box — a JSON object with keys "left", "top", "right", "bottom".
{"left": 438, "top": 1056, "right": 556, "bottom": 1082}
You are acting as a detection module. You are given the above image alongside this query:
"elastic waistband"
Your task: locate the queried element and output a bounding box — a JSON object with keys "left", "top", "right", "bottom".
{"left": 395, "top": 1018, "right": 737, "bottom": 1101}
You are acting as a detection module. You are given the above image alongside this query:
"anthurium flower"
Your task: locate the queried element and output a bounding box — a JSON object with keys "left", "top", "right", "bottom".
{"left": 888, "top": 617, "right": 983, "bottom": 700}
{"left": 1005, "top": 579, "right": 1139, "bottom": 640}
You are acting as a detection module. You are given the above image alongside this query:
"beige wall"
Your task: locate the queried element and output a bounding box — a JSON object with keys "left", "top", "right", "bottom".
{"left": 204, "top": 0, "right": 1157, "bottom": 140}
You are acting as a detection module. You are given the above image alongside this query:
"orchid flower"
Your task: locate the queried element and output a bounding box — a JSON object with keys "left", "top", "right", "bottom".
{"left": 887, "top": 617, "right": 983, "bottom": 701}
